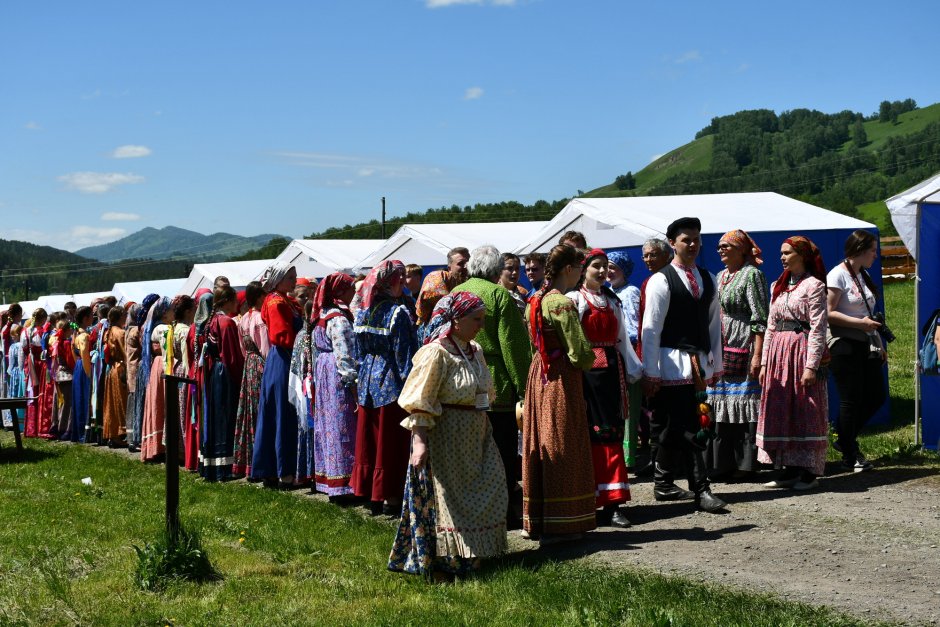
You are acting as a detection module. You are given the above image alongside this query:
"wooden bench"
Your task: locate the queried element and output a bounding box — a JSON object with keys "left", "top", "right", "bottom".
{"left": 0, "top": 397, "right": 33, "bottom": 453}
{"left": 881, "top": 236, "right": 915, "bottom": 284}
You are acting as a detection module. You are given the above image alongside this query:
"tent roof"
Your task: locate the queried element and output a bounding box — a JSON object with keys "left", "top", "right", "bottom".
{"left": 180, "top": 259, "right": 272, "bottom": 296}
{"left": 274, "top": 239, "right": 383, "bottom": 278}
{"left": 37, "top": 294, "right": 74, "bottom": 313}
{"left": 886, "top": 171, "right": 940, "bottom": 262}
{"left": 72, "top": 291, "right": 114, "bottom": 307}
{"left": 13, "top": 300, "right": 43, "bottom": 319}
{"left": 112, "top": 278, "right": 187, "bottom": 304}
{"left": 513, "top": 192, "right": 875, "bottom": 253}
{"left": 356, "top": 221, "right": 549, "bottom": 269}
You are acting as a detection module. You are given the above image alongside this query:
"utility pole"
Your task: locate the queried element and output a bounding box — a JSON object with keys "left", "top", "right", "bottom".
{"left": 381, "top": 196, "right": 386, "bottom": 238}
{"left": 23, "top": 281, "right": 29, "bottom": 301}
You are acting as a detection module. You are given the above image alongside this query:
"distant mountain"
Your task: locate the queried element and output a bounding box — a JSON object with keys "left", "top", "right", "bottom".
{"left": 76, "top": 226, "right": 286, "bottom": 262}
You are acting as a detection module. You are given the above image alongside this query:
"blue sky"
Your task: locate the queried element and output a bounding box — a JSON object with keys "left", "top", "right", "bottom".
{"left": 2, "top": 0, "right": 938, "bottom": 252}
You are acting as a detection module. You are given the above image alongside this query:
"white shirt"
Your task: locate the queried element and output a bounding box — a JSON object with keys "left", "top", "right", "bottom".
{"left": 827, "top": 263, "right": 876, "bottom": 320}
{"left": 641, "top": 263, "right": 723, "bottom": 385}
{"left": 566, "top": 287, "right": 643, "bottom": 383}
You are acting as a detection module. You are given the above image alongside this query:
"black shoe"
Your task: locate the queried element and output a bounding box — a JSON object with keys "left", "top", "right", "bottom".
{"left": 653, "top": 485, "right": 695, "bottom": 501}
{"left": 696, "top": 490, "right": 727, "bottom": 513}
{"left": 609, "top": 509, "right": 632, "bottom": 529}
{"left": 634, "top": 462, "right": 654, "bottom": 478}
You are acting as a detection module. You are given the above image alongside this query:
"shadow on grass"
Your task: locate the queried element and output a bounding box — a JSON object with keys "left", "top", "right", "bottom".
{"left": 0, "top": 445, "right": 58, "bottom": 465}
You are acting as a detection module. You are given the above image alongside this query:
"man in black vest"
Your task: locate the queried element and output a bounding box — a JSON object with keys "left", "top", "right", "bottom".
{"left": 641, "top": 217, "right": 726, "bottom": 512}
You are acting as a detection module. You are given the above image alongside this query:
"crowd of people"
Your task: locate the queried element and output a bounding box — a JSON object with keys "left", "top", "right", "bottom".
{"left": 0, "top": 218, "right": 890, "bottom": 582}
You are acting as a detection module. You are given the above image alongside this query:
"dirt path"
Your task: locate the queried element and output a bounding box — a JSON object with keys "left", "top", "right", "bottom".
{"left": 529, "top": 465, "right": 940, "bottom": 625}
{"left": 96, "top": 445, "right": 939, "bottom": 624}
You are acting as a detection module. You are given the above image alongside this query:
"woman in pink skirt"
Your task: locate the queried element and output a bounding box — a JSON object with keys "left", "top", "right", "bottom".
{"left": 757, "top": 236, "right": 829, "bottom": 491}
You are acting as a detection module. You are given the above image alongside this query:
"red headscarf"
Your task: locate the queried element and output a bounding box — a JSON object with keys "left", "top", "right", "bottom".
{"left": 772, "top": 235, "right": 827, "bottom": 301}
{"left": 422, "top": 291, "right": 485, "bottom": 346}
{"left": 194, "top": 287, "right": 211, "bottom": 300}
{"left": 359, "top": 260, "right": 405, "bottom": 311}
{"left": 311, "top": 272, "right": 356, "bottom": 326}
{"left": 719, "top": 229, "right": 763, "bottom": 265}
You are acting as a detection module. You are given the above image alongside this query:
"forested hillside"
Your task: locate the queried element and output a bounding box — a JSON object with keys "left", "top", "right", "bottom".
{"left": 0, "top": 239, "right": 192, "bottom": 303}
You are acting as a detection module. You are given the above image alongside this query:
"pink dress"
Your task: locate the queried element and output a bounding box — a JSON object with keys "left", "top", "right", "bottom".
{"left": 756, "top": 275, "right": 829, "bottom": 476}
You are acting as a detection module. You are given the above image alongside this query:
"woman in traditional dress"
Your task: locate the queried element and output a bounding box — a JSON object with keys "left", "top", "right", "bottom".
{"left": 24, "top": 308, "right": 52, "bottom": 438}
{"left": 140, "top": 297, "right": 174, "bottom": 463}
{"left": 199, "top": 286, "right": 245, "bottom": 481}
{"left": 50, "top": 320, "right": 75, "bottom": 439}
{"left": 827, "top": 230, "right": 887, "bottom": 472}
{"left": 706, "top": 230, "right": 769, "bottom": 480}
{"left": 523, "top": 245, "right": 597, "bottom": 545}
{"left": 233, "top": 282, "right": 268, "bottom": 478}
{"left": 351, "top": 260, "right": 420, "bottom": 515}
{"left": 567, "top": 248, "right": 642, "bottom": 529}
{"left": 758, "top": 236, "right": 829, "bottom": 491}
{"left": 606, "top": 250, "right": 643, "bottom": 469}
{"left": 293, "top": 300, "right": 315, "bottom": 487}
{"left": 388, "top": 292, "right": 507, "bottom": 582}
{"left": 127, "top": 294, "right": 159, "bottom": 452}
{"left": 101, "top": 306, "right": 129, "bottom": 446}
{"left": 6, "top": 324, "right": 27, "bottom": 430}
{"left": 310, "top": 273, "right": 359, "bottom": 500}
{"left": 185, "top": 291, "right": 213, "bottom": 471}
{"left": 170, "top": 296, "right": 196, "bottom": 458}
{"left": 67, "top": 307, "right": 94, "bottom": 443}
{"left": 498, "top": 252, "right": 529, "bottom": 313}
{"left": 251, "top": 262, "right": 303, "bottom": 488}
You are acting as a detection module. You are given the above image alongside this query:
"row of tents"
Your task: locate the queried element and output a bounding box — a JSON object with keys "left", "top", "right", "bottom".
{"left": 3, "top": 183, "right": 938, "bottom": 448}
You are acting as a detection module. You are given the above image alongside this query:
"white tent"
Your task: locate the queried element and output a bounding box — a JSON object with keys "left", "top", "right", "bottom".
{"left": 180, "top": 259, "right": 272, "bottom": 296}
{"left": 112, "top": 278, "right": 187, "bottom": 304}
{"left": 37, "top": 294, "right": 74, "bottom": 313}
{"left": 274, "top": 239, "right": 384, "bottom": 279}
{"left": 355, "top": 221, "right": 549, "bottom": 270}
{"left": 13, "top": 300, "right": 43, "bottom": 319}
{"left": 513, "top": 192, "right": 873, "bottom": 253}
{"left": 72, "top": 291, "right": 114, "bottom": 307}
{"left": 886, "top": 171, "right": 940, "bottom": 262}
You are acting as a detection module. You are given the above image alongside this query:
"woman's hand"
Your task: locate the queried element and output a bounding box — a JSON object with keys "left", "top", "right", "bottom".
{"left": 410, "top": 430, "right": 428, "bottom": 469}
{"left": 800, "top": 367, "right": 817, "bottom": 387}
{"left": 749, "top": 357, "right": 762, "bottom": 380}
{"left": 758, "top": 365, "right": 766, "bottom": 386}
{"left": 858, "top": 316, "right": 882, "bottom": 333}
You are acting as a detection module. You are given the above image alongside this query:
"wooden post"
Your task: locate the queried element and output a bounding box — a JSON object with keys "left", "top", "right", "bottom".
{"left": 162, "top": 374, "right": 195, "bottom": 542}
{"left": 0, "top": 397, "right": 32, "bottom": 453}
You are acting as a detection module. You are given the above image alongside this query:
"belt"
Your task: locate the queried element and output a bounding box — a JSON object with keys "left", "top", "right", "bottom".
{"left": 777, "top": 319, "right": 809, "bottom": 333}
{"left": 441, "top": 403, "right": 476, "bottom": 410}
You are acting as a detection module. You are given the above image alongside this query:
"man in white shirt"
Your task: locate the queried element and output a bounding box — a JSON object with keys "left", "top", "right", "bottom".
{"left": 641, "top": 217, "right": 726, "bottom": 513}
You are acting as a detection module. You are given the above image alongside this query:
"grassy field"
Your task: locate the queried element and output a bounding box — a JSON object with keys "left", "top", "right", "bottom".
{"left": 839, "top": 102, "right": 940, "bottom": 153}
{"left": 585, "top": 134, "right": 714, "bottom": 197}
{"left": 0, "top": 436, "right": 872, "bottom": 627}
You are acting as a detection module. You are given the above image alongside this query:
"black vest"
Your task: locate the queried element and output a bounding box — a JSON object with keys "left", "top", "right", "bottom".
{"left": 659, "top": 264, "right": 713, "bottom": 353}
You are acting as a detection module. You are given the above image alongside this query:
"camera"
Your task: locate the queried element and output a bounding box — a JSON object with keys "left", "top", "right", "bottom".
{"left": 872, "top": 312, "right": 896, "bottom": 344}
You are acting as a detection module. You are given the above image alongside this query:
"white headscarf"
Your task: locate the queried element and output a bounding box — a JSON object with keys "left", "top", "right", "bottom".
{"left": 262, "top": 261, "right": 294, "bottom": 292}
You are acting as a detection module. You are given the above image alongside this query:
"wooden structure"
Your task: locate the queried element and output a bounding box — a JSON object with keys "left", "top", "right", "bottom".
{"left": 0, "top": 397, "right": 33, "bottom": 453}
{"left": 881, "top": 236, "right": 915, "bottom": 283}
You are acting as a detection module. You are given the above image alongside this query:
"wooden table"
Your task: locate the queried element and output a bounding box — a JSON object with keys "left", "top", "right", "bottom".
{"left": 0, "top": 397, "right": 33, "bottom": 452}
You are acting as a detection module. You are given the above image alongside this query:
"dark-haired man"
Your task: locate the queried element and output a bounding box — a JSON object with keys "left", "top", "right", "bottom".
{"left": 640, "top": 217, "right": 726, "bottom": 513}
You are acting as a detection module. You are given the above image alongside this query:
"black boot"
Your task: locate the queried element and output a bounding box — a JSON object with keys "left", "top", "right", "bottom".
{"left": 695, "top": 489, "right": 727, "bottom": 513}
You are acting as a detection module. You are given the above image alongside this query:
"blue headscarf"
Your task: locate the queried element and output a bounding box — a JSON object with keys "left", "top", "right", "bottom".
{"left": 606, "top": 250, "right": 634, "bottom": 280}
{"left": 135, "top": 293, "right": 160, "bottom": 328}
{"left": 140, "top": 296, "right": 172, "bottom": 390}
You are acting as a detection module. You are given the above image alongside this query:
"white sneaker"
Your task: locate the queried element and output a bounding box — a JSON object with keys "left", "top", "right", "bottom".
{"left": 793, "top": 478, "right": 819, "bottom": 491}
{"left": 853, "top": 459, "right": 873, "bottom": 472}
{"left": 763, "top": 477, "right": 799, "bottom": 488}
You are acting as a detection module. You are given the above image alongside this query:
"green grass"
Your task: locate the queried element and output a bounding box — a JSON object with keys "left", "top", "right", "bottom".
{"left": 0, "top": 439, "right": 870, "bottom": 627}
{"left": 840, "top": 102, "right": 940, "bottom": 153}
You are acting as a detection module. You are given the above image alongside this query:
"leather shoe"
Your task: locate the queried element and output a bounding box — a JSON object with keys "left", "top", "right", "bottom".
{"left": 609, "top": 509, "right": 632, "bottom": 528}
{"left": 634, "top": 461, "right": 654, "bottom": 478}
{"left": 653, "top": 485, "right": 695, "bottom": 501}
{"left": 696, "top": 490, "right": 727, "bottom": 513}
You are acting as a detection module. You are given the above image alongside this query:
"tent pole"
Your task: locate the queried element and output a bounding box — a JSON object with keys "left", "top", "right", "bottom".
{"left": 914, "top": 201, "right": 922, "bottom": 447}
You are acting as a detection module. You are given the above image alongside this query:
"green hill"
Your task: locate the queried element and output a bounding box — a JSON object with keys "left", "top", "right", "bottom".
{"left": 77, "top": 226, "right": 285, "bottom": 262}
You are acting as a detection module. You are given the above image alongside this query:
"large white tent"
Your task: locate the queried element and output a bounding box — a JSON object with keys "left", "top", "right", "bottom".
{"left": 12, "top": 299, "right": 43, "bottom": 319}
{"left": 273, "top": 239, "right": 383, "bottom": 279}
{"left": 887, "top": 172, "right": 940, "bottom": 450}
{"left": 180, "top": 259, "right": 272, "bottom": 296}
{"left": 513, "top": 192, "right": 873, "bottom": 254}
{"left": 355, "top": 221, "right": 549, "bottom": 271}
{"left": 112, "top": 278, "right": 187, "bottom": 304}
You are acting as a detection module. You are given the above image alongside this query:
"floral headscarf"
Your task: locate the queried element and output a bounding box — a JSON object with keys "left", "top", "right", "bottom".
{"left": 772, "top": 235, "right": 826, "bottom": 301}
{"left": 422, "top": 291, "right": 485, "bottom": 346}
{"left": 135, "top": 293, "right": 160, "bottom": 328}
{"left": 359, "top": 260, "right": 405, "bottom": 311}
{"left": 720, "top": 229, "right": 763, "bottom": 265}
{"left": 606, "top": 250, "right": 634, "bottom": 279}
{"left": 311, "top": 272, "right": 356, "bottom": 326}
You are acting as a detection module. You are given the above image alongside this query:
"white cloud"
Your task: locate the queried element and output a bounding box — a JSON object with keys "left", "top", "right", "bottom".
{"left": 673, "top": 50, "right": 702, "bottom": 64}
{"left": 111, "top": 145, "right": 152, "bottom": 159}
{"left": 273, "top": 151, "right": 445, "bottom": 180}
{"left": 1, "top": 226, "right": 128, "bottom": 251}
{"left": 81, "top": 88, "right": 102, "bottom": 100}
{"left": 427, "top": 0, "right": 516, "bottom": 6}
{"left": 735, "top": 62, "right": 751, "bottom": 73}
{"left": 101, "top": 211, "right": 142, "bottom": 221}
{"left": 58, "top": 172, "right": 145, "bottom": 194}
{"left": 463, "top": 86, "right": 484, "bottom": 100}
{"left": 24, "top": 121, "right": 42, "bottom": 131}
